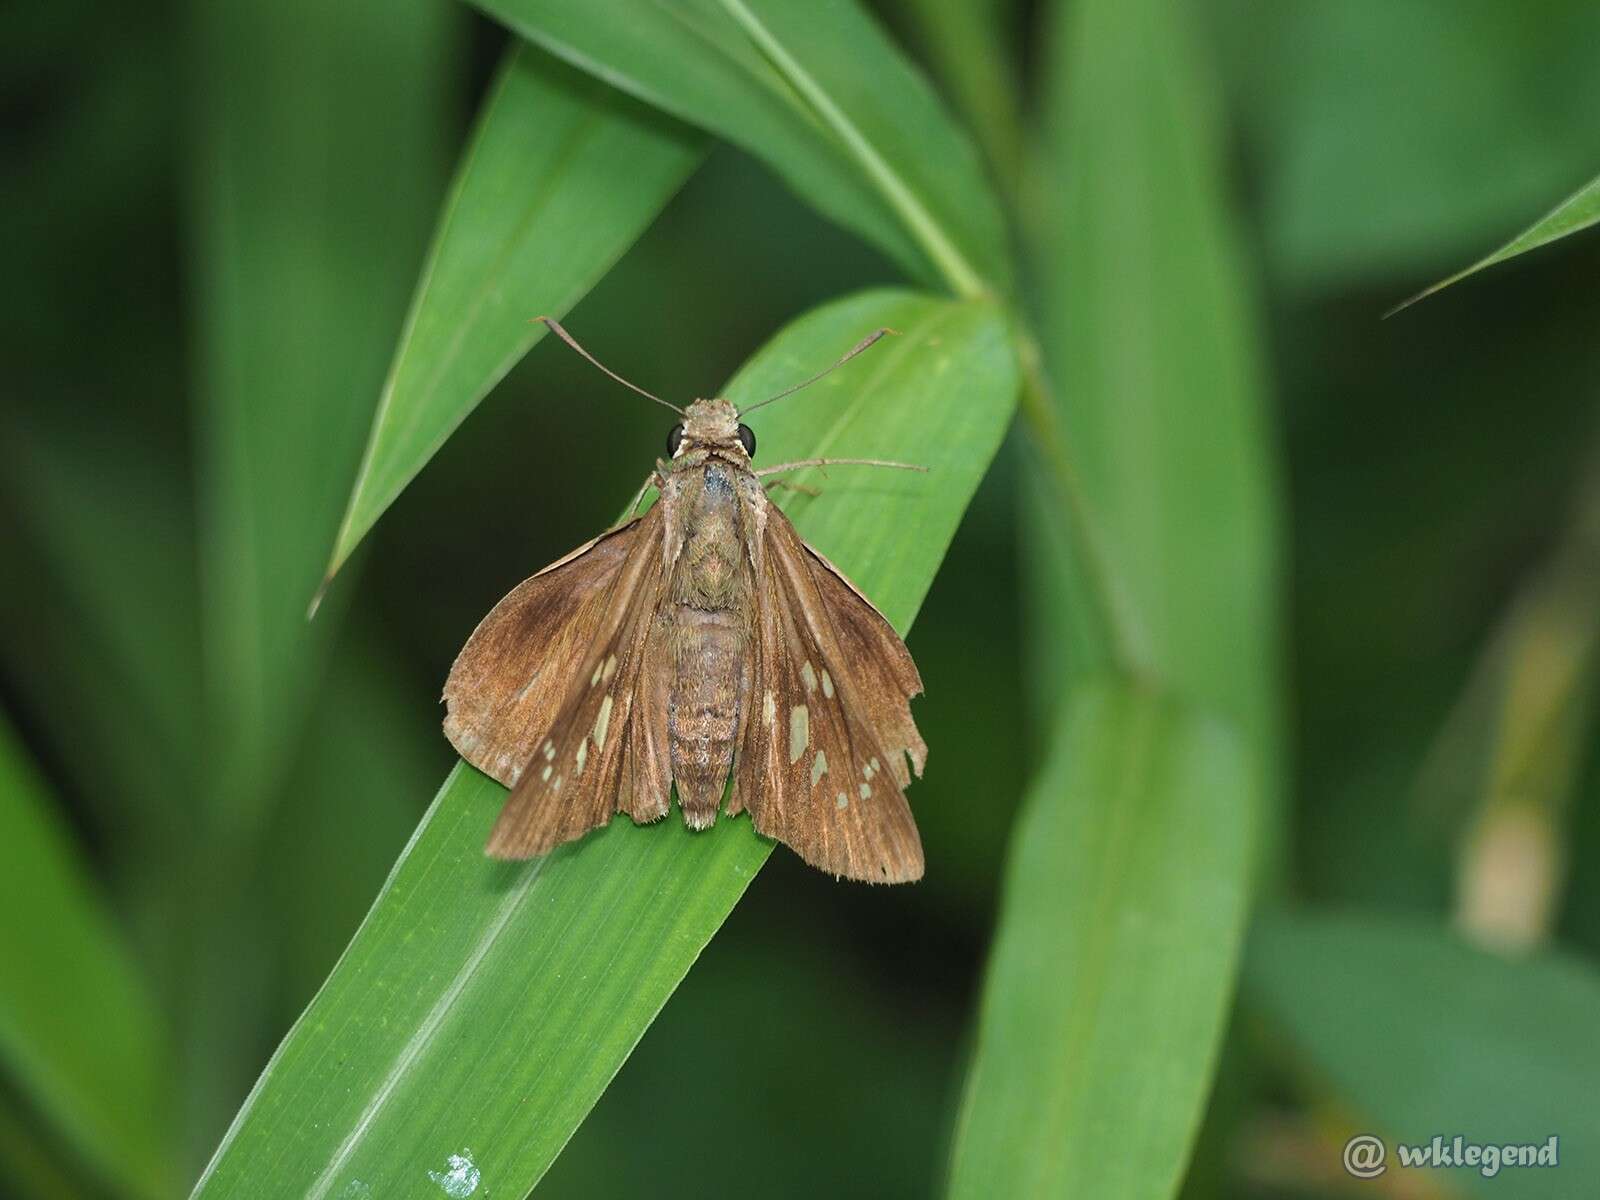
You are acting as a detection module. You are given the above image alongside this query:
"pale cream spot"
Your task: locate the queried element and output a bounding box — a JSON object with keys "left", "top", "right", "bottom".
{"left": 602, "top": 654, "right": 618, "bottom": 684}
{"left": 551, "top": 775, "right": 563, "bottom": 793}
{"left": 593, "top": 695, "right": 614, "bottom": 751}
{"left": 869, "top": 756, "right": 880, "bottom": 773}
{"left": 836, "top": 792, "right": 849, "bottom": 810}
{"left": 859, "top": 782, "right": 872, "bottom": 800}
{"left": 540, "top": 764, "right": 552, "bottom": 782}
{"left": 821, "top": 670, "right": 834, "bottom": 699}
{"left": 575, "top": 738, "right": 588, "bottom": 776}
{"left": 762, "top": 690, "right": 776, "bottom": 727}
{"left": 788, "top": 705, "right": 809, "bottom": 764}
{"left": 800, "top": 661, "right": 818, "bottom": 693}
{"left": 862, "top": 760, "right": 875, "bottom": 780}
{"left": 543, "top": 739, "right": 555, "bottom": 761}
{"left": 590, "top": 661, "right": 603, "bottom": 686}
{"left": 810, "top": 749, "right": 828, "bottom": 788}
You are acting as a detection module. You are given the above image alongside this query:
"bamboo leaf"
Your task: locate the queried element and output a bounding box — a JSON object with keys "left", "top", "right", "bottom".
{"left": 469, "top": 0, "right": 1010, "bottom": 294}
{"left": 320, "top": 46, "right": 706, "bottom": 589}
{"left": 1030, "top": 0, "right": 1281, "bottom": 760}
{"left": 191, "top": 0, "right": 460, "bottom": 827}
{"left": 1391, "top": 172, "right": 1600, "bottom": 313}
{"left": 947, "top": 682, "right": 1253, "bottom": 1198}
{"left": 0, "top": 716, "right": 173, "bottom": 1199}
{"left": 190, "top": 288, "right": 1019, "bottom": 1199}
{"left": 1246, "top": 911, "right": 1600, "bottom": 1198}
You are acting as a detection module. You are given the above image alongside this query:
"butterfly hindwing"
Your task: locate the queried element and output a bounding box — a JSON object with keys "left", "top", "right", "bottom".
{"left": 734, "top": 508, "right": 925, "bottom": 883}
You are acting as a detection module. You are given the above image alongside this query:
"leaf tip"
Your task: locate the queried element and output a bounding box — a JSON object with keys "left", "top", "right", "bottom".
{"left": 306, "top": 573, "right": 334, "bottom": 622}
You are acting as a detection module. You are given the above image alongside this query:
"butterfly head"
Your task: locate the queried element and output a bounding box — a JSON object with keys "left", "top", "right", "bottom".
{"left": 667, "top": 397, "right": 756, "bottom": 461}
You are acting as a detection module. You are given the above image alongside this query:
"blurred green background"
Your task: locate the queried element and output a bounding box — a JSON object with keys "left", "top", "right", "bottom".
{"left": 3, "top": 0, "right": 1598, "bottom": 1196}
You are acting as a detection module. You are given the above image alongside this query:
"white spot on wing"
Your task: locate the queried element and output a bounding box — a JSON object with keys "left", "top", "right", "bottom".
{"left": 810, "top": 749, "right": 828, "bottom": 788}
{"left": 427, "top": 1150, "right": 480, "bottom": 1198}
{"left": 836, "top": 792, "right": 848, "bottom": 809}
{"left": 602, "top": 654, "right": 618, "bottom": 683}
{"left": 762, "top": 691, "right": 776, "bottom": 726}
{"left": 543, "top": 740, "right": 555, "bottom": 761}
{"left": 789, "top": 705, "right": 809, "bottom": 765}
{"left": 821, "top": 670, "right": 834, "bottom": 698}
{"left": 594, "top": 695, "right": 614, "bottom": 751}
{"left": 800, "top": 661, "right": 817, "bottom": 693}
{"left": 540, "top": 764, "right": 551, "bottom": 782}
{"left": 590, "top": 661, "right": 603, "bottom": 686}
{"left": 575, "top": 739, "right": 588, "bottom": 776}
{"left": 859, "top": 782, "right": 872, "bottom": 800}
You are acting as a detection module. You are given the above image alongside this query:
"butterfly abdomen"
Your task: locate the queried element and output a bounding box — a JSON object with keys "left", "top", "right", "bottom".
{"left": 668, "top": 608, "right": 747, "bottom": 827}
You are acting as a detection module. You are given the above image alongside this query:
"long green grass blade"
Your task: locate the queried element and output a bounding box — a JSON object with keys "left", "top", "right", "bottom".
{"left": 1031, "top": 0, "right": 1280, "bottom": 757}
{"left": 947, "top": 682, "right": 1252, "bottom": 1198}
{"left": 1246, "top": 911, "right": 1600, "bottom": 1198}
{"left": 190, "top": 0, "right": 460, "bottom": 829}
{"left": 191, "top": 288, "right": 1019, "bottom": 1198}
{"left": 958, "top": 0, "right": 1280, "bottom": 1193}
{"left": 1391, "top": 172, "right": 1600, "bottom": 312}
{"left": 469, "top": 0, "right": 1010, "bottom": 294}
{"left": 0, "top": 716, "right": 172, "bottom": 1199}
{"left": 320, "top": 46, "right": 706, "bottom": 590}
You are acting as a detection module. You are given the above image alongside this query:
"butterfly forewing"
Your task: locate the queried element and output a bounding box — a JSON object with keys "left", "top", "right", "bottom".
{"left": 443, "top": 515, "right": 646, "bottom": 788}
{"left": 444, "top": 505, "right": 672, "bottom": 856}
{"left": 732, "top": 507, "right": 925, "bottom": 883}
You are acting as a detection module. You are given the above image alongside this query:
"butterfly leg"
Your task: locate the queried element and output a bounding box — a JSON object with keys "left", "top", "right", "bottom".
{"left": 606, "top": 470, "right": 661, "bottom": 531}
{"left": 763, "top": 479, "right": 821, "bottom": 497}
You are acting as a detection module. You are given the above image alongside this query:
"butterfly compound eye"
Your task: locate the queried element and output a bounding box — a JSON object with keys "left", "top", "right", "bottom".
{"left": 737, "top": 423, "right": 756, "bottom": 457}
{"left": 666, "top": 423, "right": 685, "bottom": 456}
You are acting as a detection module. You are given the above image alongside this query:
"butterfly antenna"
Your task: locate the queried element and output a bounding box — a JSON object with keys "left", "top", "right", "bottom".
{"left": 535, "top": 316, "right": 685, "bottom": 415}
{"left": 737, "top": 328, "right": 897, "bottom": 416}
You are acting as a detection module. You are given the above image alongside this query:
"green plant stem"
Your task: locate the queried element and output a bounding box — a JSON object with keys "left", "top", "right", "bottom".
{"left": 717, "top": 0, "right": 988, "bottom": 299}
{"left": 1014, "top": 329, "right": 1134, "bottom": 674}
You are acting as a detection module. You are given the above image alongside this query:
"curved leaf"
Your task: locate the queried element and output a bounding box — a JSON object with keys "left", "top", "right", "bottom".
{"left": 191, "top": 288, "right": 1019, "bottom": 1199}
{"left": 947, "top": 682, "right": 1253, "bottom": 1199}
{"left": 320, "top": 46, "right": 706, "bottom": 588}
{"left": 469, "top": 0, "right": 1010, "bottom": 294}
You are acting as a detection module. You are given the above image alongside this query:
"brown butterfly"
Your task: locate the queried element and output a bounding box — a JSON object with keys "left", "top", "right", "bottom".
{"left": 442, "top": 318, "right": 929, "bottom": 882}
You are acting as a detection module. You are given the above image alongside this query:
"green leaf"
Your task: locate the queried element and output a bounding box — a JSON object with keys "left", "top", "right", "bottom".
{"left": 1031, "top": 0, "right": 1281, "bottom": 770}
{"left": 947, "top": 681, "right": 1253, "bottom": 1199}
{"left": 190, "top": 0, "right": 461, "bottom": 826}
{"left": 320, "top": 46, "right": 706, "bottom": 588}
{"left": 469, "top": 0, "right": 1010, "bottom": 295}
{"left": 0, "top": 715, "right": 173, "bottom": 1199}
{"left": 1246, "top": 911, "right": 1600, "bottom": 1198}
{"left": 887, "top": 0, "right": 1024, "bottom": 194}
{"left": 1391, "top": 172, "right": 1600, "bottom": 312}
{"left": 190, "top": 288, "right": 1019, "bottom": 1199}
